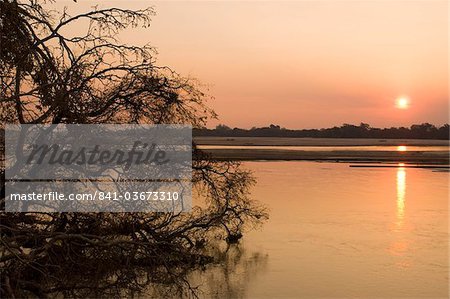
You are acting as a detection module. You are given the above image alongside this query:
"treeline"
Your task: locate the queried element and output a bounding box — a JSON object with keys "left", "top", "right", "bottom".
{"left": 194, "top": 123, "right": 450, "bottom": 140}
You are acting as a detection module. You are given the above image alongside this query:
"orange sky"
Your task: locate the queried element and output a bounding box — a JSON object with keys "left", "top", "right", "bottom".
{"left": 56, "top": 1, "right": 448, "bottom": 129}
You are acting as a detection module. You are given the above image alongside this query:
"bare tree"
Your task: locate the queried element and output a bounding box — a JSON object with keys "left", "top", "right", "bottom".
{"left": 0, "top": 1, "right": 267, "bottom": 297}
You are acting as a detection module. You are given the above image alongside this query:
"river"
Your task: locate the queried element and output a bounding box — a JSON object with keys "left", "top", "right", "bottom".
{"left": 188, "top": 161, "right": 448, "bottom": 298}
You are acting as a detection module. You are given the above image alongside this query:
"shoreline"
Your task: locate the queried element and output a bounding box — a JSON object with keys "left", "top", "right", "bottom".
{"left": 194, "top": 137, "right": 450, "bottom": 147}
{"left": 199, "top": 149, "right": 449, "bottom": 164}
{"left": 194, "top": 137, "right": 449, "bottom": 164}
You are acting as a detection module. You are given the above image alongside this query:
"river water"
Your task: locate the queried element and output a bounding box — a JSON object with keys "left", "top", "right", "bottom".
{"left": 189, "top": 161, "right": 449, "bottom": 298}
{"left": 198, "top": 145, "right": 449, "bottom": 152}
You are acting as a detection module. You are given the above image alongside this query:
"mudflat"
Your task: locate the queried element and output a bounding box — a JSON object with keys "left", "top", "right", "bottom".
{"left": 194, "top": 137, "right": 449, "bottom": 164}
{"left": 194, "top": 137, "right": 450, "bottom": 146}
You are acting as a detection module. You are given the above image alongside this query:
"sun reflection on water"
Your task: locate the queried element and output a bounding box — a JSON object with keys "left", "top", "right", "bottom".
{"left": 396, "top": 164, "right": 406, "bottom": 228}
{"left": 388, "top": 164, "right": 410, "bottom": 263}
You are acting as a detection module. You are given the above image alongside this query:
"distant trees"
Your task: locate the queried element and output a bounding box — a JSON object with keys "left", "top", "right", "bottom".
{"left": 215, "top": 124, "right": 232, "bottom": 131}
{"left": 0, "top": 1, "right": 267, "bottom": 297}
{"left": 194, "top": 123, "right": 450, "bottom": 140}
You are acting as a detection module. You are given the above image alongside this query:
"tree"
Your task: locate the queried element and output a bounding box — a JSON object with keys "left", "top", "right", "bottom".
{"left": 0, "top": 1, "right": 267, "bottom": 297}
{"left": 215, "top": 124, "right": 231, "bottom": 131}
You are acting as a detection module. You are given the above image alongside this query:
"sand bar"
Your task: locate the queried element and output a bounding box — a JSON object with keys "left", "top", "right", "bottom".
{"left": 195, "top": 137, "right": 449, "bottom": 164}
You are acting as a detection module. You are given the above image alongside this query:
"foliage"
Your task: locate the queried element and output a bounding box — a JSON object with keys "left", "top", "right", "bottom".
{"left": 196, "top": 123, "right": 450, "bottom": 140}
{"left": 0, "top": 1, "right": 267, "bottom": 297}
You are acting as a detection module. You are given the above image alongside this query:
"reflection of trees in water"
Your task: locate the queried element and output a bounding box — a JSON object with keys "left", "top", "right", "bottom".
{"left": 189, "top": 244, "right": 269, "bottom": 299}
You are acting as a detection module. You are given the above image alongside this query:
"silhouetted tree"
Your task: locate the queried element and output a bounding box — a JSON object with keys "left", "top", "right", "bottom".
{"left": 194, "top": 123, "right": 450, "bottom": 139}
{"left": 0, "top": 1, "right": 267, "bottom": 297}
{"left": 215, "top": 124, "right": 232, "bottom": 131}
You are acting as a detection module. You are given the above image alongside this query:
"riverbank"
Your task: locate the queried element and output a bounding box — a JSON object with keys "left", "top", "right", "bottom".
{"left": 194, "top": 137, "right": 450, "bottom": 146}
{"left": 195, "top": 137, "right": 450, "bottom": 164}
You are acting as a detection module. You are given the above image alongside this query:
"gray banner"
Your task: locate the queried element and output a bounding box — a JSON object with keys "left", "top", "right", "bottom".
{"left": 5, "top": 124, "right": 193, "bottom": 212}
{"left": 5, "top": 124, "right": 192, "bottom": 180}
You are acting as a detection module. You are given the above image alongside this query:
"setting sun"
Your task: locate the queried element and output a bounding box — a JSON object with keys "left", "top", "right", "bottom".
{"left": 396, "top": 97, "right": 410, "bottom": 109}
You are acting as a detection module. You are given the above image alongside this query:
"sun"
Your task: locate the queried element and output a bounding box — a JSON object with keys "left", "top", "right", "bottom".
{"left": 396, "top": 96, "right": 410, "bottom": 109}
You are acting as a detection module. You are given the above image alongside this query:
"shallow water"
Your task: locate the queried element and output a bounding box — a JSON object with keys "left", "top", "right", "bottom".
{"left": 190, "top": 161, "right": 449, "bottom": 298}
{"left": 198, "top": 145, "right": 450, "bottom": 152}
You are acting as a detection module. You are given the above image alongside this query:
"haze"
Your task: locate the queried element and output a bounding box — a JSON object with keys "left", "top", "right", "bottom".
{"left": 55, "top": 1, "right": 448, "bottom": 129}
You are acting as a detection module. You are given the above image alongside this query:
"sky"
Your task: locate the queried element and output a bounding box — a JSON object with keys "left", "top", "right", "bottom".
{"left": 55, "top": 1, "right": 448, "bottom": 129}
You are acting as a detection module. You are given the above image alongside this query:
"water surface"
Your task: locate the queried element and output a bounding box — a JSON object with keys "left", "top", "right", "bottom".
{"left": 198, "top": 145, "right": 450, "bottom": 152}
{"left": 190, "top": 161, "right": 449, "bottom": 298}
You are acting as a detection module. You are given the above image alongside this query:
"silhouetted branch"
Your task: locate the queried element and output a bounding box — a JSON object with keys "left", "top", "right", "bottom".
{"left": 0, "top": 1, "right": 267, "bottom": 297}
